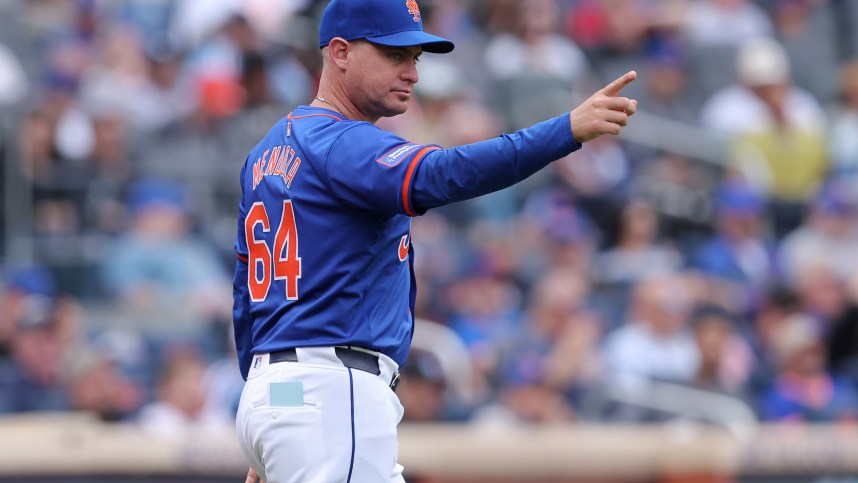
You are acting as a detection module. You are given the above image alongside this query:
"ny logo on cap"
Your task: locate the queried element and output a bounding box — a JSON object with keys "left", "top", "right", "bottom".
{"left": 405, "top": 0, "right": 421, "bottom": 22}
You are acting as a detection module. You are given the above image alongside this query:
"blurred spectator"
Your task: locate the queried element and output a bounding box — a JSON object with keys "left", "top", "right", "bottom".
{"left": 640, "top": 36, "right": 698, "bottom": 124}
{"left": 705, "top": 38, "right": 828, "bottom": 236}
{"left": 829, "top": 58, "right": 858, "bottom": 173}
{"left": 759, "top": 313, "right": 858, "bottom": 422}
{"left": 554, "top": 134, "right": 632, "bottom": 227}
{"left": 688, "top": 304, "right": 753, "bottom": 397}
{"left": 397, "top": 349, "right": 449, "bottom": 422}
{"left": 628, "top": 151, "right": 714, "bottom": 249}
{"left": 0, "top": 42, "right": 28, "bottom": 107}
{"left": 88, "top": 326, "right": 155, "bottom": 395}
{"left": 522, "top": 268, "right": 602, "bottom": 402}
{"left": 563, "top": 0, "right": 611, "bottom": 51}
{"left": 410, "top": 212, "right": 463, "bottom": 322}
{"left": 79, "top": 112, "right": 138, "bottom": 235}
{"left": 471, "top": 267, "right": 596, "bottom": 425}
{"left": 827, "top": 275, "right": 858, "bottom": 383}
{"left": 479, "top": 382, "right": 575, "bottom": 425}
{"left": 700, "top": 37, "right": 826, "bottom": 136}
{"left": 137, "top": 346, "right": 231, "bottom": 437}
{"left": 80, "top": 24, "right": 197, "bottom": 135}
{"left": 484, "top": 0, "right": 592, "bottom": 130}
{"left": 683, "top": 0, "right": 773, "bottom": 47}
{"left": 692, "top": 180, "right": 779, "bottom": 313}
{"left": 519, "top": 188, "right": 600, "bottom": 280}
{"left": 446, "top": 256, "right": 523, "bottom": 386}
{"left": 181, "top": 14, "right": 259, "bottom": 120}
{"left": 202, "top": 326, "right": 245, "bottom": 418}
{"left": 86, "top": 113, "right": 134, "bottom": 185}
{"left": 100, "top": 179, "right": 231, "bottom": 334}
{"left": 0, "top": 266, "right": 57, "bottom": 358}
{"left": 67, "top": 349, "right": 144, "bottom": 422}
{"left": 779, "top": 179, "right": 858, "bottom": 285}
{"left": 0, "top": 295, "right": 70, "bottom": 413}
{"left": 18, "top": 109, "right": 60, "bottom": 184}
{"left": 746, "top": 286, "right": 802, "bottom": 396}
{"left": 483, "top": 0, "right": 589, "bottom": 84}
{"left": 791, "top": 261, "right": 850, "bottom": 332}
{"left": 169, "top": 0, "right": 245, "bottom": 49}
{"left": 565, "top": 0, "right": 654, "bottom": 56}
{"left": 78, "top": 26, "right": 165, "bottom": 133}
{"left": 38, "top": 1, "right": 99, "bottom": 88}
{"left": 602, "top": 272, "right": 699, "bottom": 385}
{"left": 421, "top": 0, "right": 487, "bottom": 94}
{"left": 594, "top": 198, "right": 683, "bottom": 284}
{"left": 768, "top": 0, "right": 840, "bottom": 102}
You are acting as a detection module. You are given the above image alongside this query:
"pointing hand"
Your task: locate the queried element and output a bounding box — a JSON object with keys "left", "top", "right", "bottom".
{"left": 569, "top": 71, "right": 638, "bottom": 144}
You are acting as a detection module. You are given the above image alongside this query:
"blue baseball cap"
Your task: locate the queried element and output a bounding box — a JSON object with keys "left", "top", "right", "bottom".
{"left": 319, "top": 0, "right": 455, "bottom": 54}
{"left": 814, "top": 178, "right": 856, "bottom": 216}
{"left": 4, "top": 265, "right": 56, "bottom": 297}
{"left": 127, "top": 179, "right": 188, "bottom": 215}
{"left": 714, "top": 181, "right": 765, "bottom": 218}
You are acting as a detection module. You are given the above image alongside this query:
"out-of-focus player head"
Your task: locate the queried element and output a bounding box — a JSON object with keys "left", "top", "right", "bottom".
{"left": 317, "top": 0, "right": 455, "bottom": 121}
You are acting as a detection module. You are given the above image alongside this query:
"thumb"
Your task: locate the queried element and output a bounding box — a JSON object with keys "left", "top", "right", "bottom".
{"left": 601, "top": 71, "right": 637, "bottom": 97}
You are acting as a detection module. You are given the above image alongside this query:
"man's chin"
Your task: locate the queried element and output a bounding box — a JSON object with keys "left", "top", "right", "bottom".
{"left": 381, "top": 103, "right": 409, "bottom": 118}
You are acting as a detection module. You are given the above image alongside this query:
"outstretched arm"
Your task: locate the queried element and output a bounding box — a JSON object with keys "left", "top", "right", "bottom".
{"left": 410, "top": 71, "right": 638, "bottom": 212}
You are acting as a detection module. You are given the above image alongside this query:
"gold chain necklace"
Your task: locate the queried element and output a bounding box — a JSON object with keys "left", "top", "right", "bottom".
{"left": 313, "top": 96, "right": 343, "bottom": 115}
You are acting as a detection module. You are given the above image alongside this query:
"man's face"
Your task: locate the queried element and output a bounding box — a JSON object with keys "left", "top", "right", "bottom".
{"left": 345, "top": 41, "right": 421, "bottom": 119}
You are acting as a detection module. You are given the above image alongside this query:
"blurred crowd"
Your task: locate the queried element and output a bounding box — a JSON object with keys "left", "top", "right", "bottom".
{"left": 2, "top": 0, "right": 858, "bottom": 436}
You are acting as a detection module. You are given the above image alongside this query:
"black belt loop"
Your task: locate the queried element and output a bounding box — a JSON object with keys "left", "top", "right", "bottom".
{"left": 268, "top": 347, "right": 401, "bottom": 392}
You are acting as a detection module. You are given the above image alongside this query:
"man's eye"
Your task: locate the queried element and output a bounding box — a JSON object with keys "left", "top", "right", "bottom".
{"left": 389, "top": 52, "right": 403, "bottom": 61}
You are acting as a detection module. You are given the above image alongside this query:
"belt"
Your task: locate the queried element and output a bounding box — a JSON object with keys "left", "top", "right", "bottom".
{"left": 269, "top": 347, "right": 401, "bottom": 392}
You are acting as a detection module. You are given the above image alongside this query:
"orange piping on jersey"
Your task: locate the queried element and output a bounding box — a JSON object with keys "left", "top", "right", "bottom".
{"left": 287, "top": 113, "right": 343, "bottom": 121}
{"left": 401, "top": 146, "right": 439, "bottom": 217}
{"left": 237, "top": 253, "right": 249, "bottom": 262}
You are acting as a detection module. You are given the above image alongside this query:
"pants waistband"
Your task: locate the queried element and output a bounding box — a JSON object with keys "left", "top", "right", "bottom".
{"left": 263, "top": 346, "right": 400, "bottom": 392}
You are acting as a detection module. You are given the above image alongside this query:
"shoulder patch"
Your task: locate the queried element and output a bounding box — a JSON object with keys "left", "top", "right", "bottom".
{"left": 376, "top": 143, "right": 421, "bottom": 168}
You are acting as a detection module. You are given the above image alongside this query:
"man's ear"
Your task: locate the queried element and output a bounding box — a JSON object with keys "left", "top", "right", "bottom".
{"left": 327, "top": 37, "right": 350, "bottom": 71}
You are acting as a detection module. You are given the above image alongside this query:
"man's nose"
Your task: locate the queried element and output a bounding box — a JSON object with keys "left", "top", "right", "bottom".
{"left": 403, "top": 60, "right": 419, "bottom": 83}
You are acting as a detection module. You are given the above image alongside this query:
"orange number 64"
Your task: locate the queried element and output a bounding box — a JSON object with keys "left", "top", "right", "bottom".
{"left": 245, "top": 200, "right": 302, "bottom": 302}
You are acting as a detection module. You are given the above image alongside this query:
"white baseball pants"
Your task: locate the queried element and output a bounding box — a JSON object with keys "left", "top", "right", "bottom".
{"left": 236, "top": 347, "right": 405, "bottom": 483}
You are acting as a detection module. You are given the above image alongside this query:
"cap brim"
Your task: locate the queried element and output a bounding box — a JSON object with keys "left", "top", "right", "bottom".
{"left": 367, "top": 30, "right": 454, "bottom": 54}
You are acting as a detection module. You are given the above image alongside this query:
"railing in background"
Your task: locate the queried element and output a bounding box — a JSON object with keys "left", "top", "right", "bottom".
{"left": 1, "top": 413, "right": 857, "bottom": 482}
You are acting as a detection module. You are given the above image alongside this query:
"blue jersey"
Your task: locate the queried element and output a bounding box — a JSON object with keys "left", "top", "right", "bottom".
{"left": 234, "top": 106, "right": 579, "bottom": 379}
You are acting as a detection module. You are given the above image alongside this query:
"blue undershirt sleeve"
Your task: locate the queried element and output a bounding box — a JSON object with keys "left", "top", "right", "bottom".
{"left": 410, "top": 113, "right": 581, "bottom": 212}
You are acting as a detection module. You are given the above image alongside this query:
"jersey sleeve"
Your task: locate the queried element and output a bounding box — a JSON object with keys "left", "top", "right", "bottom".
{"left": 411, "top": 113, "right": 580, "bottom": 211}
{"left": 232, "top": 161, "right": 253, "bottom": 380}
{"left": 324, "top": 123, "right": 438, "bottom": 216}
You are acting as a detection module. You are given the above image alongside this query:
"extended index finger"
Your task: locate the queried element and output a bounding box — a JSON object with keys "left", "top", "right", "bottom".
{"left": 601, "top": 71, "right": 637, "bottom": 97}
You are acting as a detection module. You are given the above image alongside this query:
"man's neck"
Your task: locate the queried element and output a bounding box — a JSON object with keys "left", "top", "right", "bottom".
{"left": 311, "top": 90, "right": 377, "bottom": 124}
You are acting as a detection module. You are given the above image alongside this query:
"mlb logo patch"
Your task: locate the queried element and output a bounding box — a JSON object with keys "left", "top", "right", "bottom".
{"left": 377, "top": 143, "right": 420, "bottom": 168}
{"left": 253, "top": 356, "right": 262, "bottom": 369}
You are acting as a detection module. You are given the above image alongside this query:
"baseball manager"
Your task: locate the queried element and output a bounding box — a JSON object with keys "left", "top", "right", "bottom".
{"left": 233, "top": 0, "right": 638, "bottom": 481}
